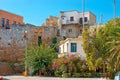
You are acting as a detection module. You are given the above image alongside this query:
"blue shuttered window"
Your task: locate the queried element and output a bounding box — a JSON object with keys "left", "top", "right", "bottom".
{"left": 71, "top": 43, "right": 77, "bottom": 52}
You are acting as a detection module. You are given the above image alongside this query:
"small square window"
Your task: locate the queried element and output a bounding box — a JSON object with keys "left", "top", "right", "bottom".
{"left": 84, "top": 17, "right": 87, "bottom": 22}
{"left": 80, "top": 18, "right": 83, "bottom": 24}
{"left": 70, "top": 16, "right": 74, "bottom": 21}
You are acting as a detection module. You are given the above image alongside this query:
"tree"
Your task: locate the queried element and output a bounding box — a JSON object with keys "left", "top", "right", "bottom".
{"left": 82, "top": 18, "right": 120, "bottom": 75}
{"left": 50, "top": 37, "right": 58, "bottom": 52}
{"left": 82, "top": 29, "right": 103, "bottom": 72}
{"left": 25, "top": 43, "right": 57, "bottom": 75}
{"left": 104, "top": 18, "right": 120, "bottom": 73}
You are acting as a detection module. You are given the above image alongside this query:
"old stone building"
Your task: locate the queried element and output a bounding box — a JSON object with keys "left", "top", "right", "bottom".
{"left": 42, "top": 16, "right": 60, "bottom": 27}
{"left": 41, "top": 26, "right": 58, "bottom": 46}
{"left": 0, "top": 10, "right": 24, "bottom": 29}
{"left": 60, "top": 10, "right": 96, "bottom": 39}
{"left": 0, "top": 24, "right": 40, "bottom": 75}
{"left": 41, "top": 16, "right": 61, "bottom": 45}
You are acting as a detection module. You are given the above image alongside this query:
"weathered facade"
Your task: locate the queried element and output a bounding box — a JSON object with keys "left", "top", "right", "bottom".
{"left": 42, "top": 16, "right": 60, "bottom": 27}
{"left": 60, "top": 10, "right": 96, "bottom": 39}
{"left": 0, "top": 24, "right": 40, "bottom": 75}
{"left": 41, "top": 16, "right": 61, "bottom": 45}
{"left": 41, "top": 26, "right": 58, "bottom": 46}
{"left": 0, "top": 10, "right": 24, "bottom": 29}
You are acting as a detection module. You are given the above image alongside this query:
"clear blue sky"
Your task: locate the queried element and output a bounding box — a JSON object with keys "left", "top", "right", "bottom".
{"left": 0, "top": 0, "right": 120, "bottom": 26}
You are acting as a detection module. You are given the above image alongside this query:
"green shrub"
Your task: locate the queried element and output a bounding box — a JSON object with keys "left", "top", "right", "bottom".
{"left": 54, "top": 70, "right": 62, "bottom": 77}
{"left": 62, "top": 73, "right": 71, "bottom": 78}
{"left": 72, "top": 73, "right": 81, "bottom": 77}
{"left": 83, "top": 73, "right": 90, "bottom": 77}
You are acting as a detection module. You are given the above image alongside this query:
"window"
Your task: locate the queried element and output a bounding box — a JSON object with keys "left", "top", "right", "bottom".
{"left": 71, "top": 43, "right": 77, "bottom": 52}
{"left": 80, "top": 18, "right": 83, "bottom": 24}
{"left": 6, "top": 19, "right": 9, "bottom": 29}
{"left": 84, "top": 17, "right": 87, "bottom": 22}
{"left": 68, "top": 29, "right": 72, "bottom": 33}
{"left": 80, "top": 17, "right": 87, "bottom": 24}
{"left": 1, "top": 18, "right": 5, "bottom": 27}
{"left": 70, "top": 16, "right": 74, "bottom": 21}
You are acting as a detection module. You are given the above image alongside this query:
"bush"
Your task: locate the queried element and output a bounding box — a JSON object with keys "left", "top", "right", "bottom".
{"left": 62, "top": 73, "right": 71, "bottom": 78}
{"left": 54, "top": 70, "right": 62, "bottom": 77}
{"left": 72, "top": 73, "right": 81, "bottom": 77}
{"left": 52, "top": 55, "right": 88, "bottom": 77}
{"left": 25, "top": 44, "right": 57, "bottom": 76}
{"left": 84, "top": 73, "right": 92, "bottom": 77}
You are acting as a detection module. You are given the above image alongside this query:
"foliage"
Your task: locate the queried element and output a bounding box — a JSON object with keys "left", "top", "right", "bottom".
{"left": 52, "top": 37, "right": 57, "bottom": 44}
{"left": 25, "top": 43, "right": 57, "bottom": 75}
{"left": 82, "top": 29, "right": 103, "bottom": 71}
{"left": 38, "top": 36, "right": 42, "bottom": 46}
{"left": 52, "top": 55, "right": 87, "bottom": 77}
{"left": 50, "top": 37, "right": 58, "bottom": 52}
{"left": 82, "top": 18, "right": 120, "bottom": 78}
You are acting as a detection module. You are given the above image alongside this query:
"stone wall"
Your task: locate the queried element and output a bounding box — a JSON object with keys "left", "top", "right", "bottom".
{"left": 0, "top": 24, "right": 38, "bottom": 75}
{"left": 42, "top": 16, "right": 60, "bottom": 27}
{"left": 0, "top": 62, "right": 23, "bottom": 75}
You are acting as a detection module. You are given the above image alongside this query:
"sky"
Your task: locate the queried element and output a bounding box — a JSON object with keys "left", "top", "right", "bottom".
{"left": 0, "top": 0, "right": 120, "bottom": 26}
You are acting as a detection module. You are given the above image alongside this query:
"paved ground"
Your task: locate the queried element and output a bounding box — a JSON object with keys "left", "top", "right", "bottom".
{"left": 0, "top": 76, "right": 110, "bottom": 80}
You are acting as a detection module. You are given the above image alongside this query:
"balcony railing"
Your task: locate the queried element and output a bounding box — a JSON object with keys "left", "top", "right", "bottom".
{"left": 61, "top": 20, "right": 89, "bottom": 25}
{"left": 62, "top": 20, "right": 79, "bottom": 24}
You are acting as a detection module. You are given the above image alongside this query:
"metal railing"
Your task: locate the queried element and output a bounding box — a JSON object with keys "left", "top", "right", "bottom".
{"left": 61, "top": 20, "right": 88, "bottom": 25}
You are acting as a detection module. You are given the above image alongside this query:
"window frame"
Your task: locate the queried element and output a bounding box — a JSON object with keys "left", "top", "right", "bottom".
{"left": 84, "top": 17, "right": 88, "bottom": 22}
{"left": 71, "top": 43, "right": 77, "bottom": 52}
{"left": 70, "top": 16, "right": 74, "bottom": 21}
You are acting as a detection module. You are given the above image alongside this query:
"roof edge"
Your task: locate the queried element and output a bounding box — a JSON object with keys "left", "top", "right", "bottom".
{"left": 0, "top": 9, "right": 23, "bottom": 18}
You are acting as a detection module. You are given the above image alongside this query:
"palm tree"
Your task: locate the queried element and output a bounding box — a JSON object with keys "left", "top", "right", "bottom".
{"left": 25, "top": 44, "right": 57, "bottom": 75}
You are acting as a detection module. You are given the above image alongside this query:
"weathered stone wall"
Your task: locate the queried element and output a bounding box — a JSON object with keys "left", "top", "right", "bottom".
{"left": 0, "top": 62, "right": 23, "bottom": 75}
{"left": 0, "top": 24, "right": 37, "bottom": 62}
{"left": 0, "top": 24, "right": 38, "bottom": 75}
{"left": 42, "top": 16, "right": 60, "bottom": 27}
{"left": 0, "top": 62, "right": 13, "bottom": 75}
{"left": 42, "top": 26, "right": 58, "bottom": 46}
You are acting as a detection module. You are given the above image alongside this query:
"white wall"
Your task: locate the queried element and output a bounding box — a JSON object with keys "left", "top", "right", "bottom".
{"left": 59, "top": 40, "right": 86, "bottom": 59}
{"left": 61, "top": 11, "right": 96, "bottom": 26}
{"left": 61, "top": 11, "right": 80, "bottom": 24}
{"left": 59, "top": 40, "right": 69, "bottom": 53}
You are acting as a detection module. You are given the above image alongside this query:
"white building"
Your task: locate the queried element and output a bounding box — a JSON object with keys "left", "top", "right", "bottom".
{"left": 58, "top": 37, "right": 86, "bottom": 59}
{"left": 60, "top": 10, "right": 96, "bottom": 39}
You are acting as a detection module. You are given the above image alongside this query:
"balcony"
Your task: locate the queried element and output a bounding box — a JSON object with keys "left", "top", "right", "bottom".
{"left": 61, "top": 20, "right": 81, "bottom": 25}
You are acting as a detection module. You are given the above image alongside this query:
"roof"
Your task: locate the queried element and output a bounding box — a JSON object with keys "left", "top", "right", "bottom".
{"left": 60, "top": 10, "right": 96, "bottom": 17}
{"left": 59, "top": 37, "right": 82, "bottom": 46}
{"left": 60, "top": 10, "right": 79, "bottom": 13}
{"left": 0, "top": 9, "right": 23, "bottom": 18}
